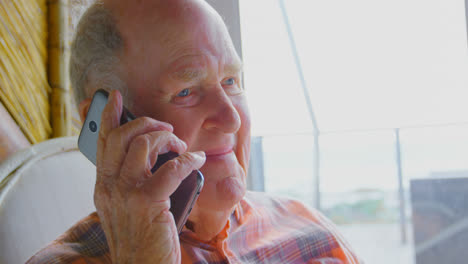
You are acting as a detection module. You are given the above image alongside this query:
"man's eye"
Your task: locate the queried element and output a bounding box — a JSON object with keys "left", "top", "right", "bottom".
{"left": 223, "top": 78, "right": 235, "bottom": 85}
{"left": 177, "top": 88, "right": 191, "bottom": 97}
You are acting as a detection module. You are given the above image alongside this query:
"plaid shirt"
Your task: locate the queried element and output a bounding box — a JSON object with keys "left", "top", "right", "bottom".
{"left": 26, "top": 191, "right": 360, "bottom": 264}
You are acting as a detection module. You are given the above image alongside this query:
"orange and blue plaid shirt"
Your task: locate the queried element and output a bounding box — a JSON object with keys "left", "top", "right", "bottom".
{"left": 27, "top": 191, "right": 360, "bottom": 264}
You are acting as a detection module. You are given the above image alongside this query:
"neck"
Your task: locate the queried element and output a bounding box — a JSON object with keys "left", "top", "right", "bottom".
{"left": 188, "top": 205, "right": 236, "bottom": 241}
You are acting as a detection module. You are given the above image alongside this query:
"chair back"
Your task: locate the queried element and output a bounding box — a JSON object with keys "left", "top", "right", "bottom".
{"left": 0, "top": 136, "right": 96, "bottom": 264}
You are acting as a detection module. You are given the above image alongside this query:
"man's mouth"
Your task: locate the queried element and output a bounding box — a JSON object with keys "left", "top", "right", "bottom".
{"left": 204, "top": 145, "right": 234, "bottom": 159}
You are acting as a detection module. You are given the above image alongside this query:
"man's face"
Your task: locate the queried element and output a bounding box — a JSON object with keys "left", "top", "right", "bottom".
{"left": 117, "top": 1, "right": 251, "bottom": 212}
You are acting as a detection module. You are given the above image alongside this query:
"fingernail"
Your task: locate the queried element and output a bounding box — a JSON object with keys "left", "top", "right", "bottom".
{"left": 172, "top": 140, "right": 187, "bottom": 155}
{"left": 156, "top": 122, "right": 173, "bottom": 132}
{"left": 194, "top": 151, "right": 205, "bottom": 158}
{"left": 181, "top": 140, "right": 187, "bottom": 150}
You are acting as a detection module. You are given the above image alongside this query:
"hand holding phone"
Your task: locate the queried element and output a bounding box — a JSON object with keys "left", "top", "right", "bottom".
{"left": 78, "top": 89, "right": 205, "bottom": 263}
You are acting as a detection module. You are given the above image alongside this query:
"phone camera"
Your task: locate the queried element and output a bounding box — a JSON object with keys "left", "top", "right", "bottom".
{"left": 89, "top": 121, "right": 98, "bottom": 133}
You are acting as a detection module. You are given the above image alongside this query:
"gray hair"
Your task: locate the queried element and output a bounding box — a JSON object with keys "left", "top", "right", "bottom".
{"left": 70, "top": 1, "right": 128, "bottom": 107}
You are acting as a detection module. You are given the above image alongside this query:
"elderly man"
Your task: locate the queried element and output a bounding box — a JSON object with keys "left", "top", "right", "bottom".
{"left": 27, "top": 0, "right": 359, "bottom": 263}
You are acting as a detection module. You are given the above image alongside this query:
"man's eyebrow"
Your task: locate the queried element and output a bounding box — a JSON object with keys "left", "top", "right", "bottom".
{"left": 224, "top": 62, "right": 244, "bottom": 76}
{"left": 170, "top": 61, "right": 243, "bottom": 82}
{"left": 170, "top": 67, "right": 208, "bottom": 83}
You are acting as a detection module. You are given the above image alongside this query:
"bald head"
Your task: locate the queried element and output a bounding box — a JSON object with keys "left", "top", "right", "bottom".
{"left": 108, "top": 0, "right": 222, "bottom": 57}
{"left": 105, "top": 0, "right": 239, "bottom": 102}
{"left": 70, "top": 0, "right": 237, "bottom": 106}
{"left": 104, "top": 0, "right": 221, "bottom": 30}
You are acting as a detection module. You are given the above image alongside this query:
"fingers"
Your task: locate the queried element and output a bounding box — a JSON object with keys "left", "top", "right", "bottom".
{"left": 142, "top": 151, "right": 206, "bottom": 201}
{"left": 97, "top": 90, "right": 122, "bottom": 169}
{"left": 96, "top": 90, "right": 174, "bottom": 182}
{"left": 119, "top": 131, "right": 188, "bottom": 187}
{"left": 100, "top": 117, "right": 174, "bottom": 179}
{"left": 94, "top": 89, "right": 204, "bottom": 208}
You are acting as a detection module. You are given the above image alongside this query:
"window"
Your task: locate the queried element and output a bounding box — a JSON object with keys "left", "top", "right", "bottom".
{"left": 240, "top": 0, "right": 468, "bottom": 263}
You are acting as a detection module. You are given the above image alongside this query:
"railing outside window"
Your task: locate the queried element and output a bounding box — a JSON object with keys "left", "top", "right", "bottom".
{"left": 248, "top": 124, "right": 468, "bottom": 263}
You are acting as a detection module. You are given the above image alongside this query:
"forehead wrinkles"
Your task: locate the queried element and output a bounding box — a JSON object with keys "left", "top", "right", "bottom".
{"left": 167, "top": 55, "right": 242, "bottom": 85}
{"left": 112, "top": 0, "right": 241, "bottom": 81}
{"left": 164, "top": 26, "right": 240, "bottom": 76}
{"left": 168, "top": 55, "right": 209, "bottom": 82}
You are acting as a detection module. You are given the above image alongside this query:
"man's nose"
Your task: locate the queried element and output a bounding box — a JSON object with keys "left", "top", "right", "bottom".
{"left": 202, "top": 86, "right": 241, "bottom": 133}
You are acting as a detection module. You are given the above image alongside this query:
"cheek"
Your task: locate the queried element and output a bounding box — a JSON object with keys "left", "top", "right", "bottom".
{"left": 234, "top": 97, "right": 251, "bottom": 172}
{"left": 234, "top": 94, "right": 251, "bottom": 132}
{"left": 132, "top": 97, "right": 201, "bottom": 148}
{"left": 165, "top": 111, "right": 202, "bottom": 147}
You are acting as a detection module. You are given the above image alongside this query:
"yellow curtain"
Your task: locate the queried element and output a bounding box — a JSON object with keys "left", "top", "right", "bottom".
{"left": 0, "top": 0, "right": 51, "bottom": 144}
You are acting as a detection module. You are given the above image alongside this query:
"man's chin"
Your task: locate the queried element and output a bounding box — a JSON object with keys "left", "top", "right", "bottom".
{"left": 216, "top": 176, "right": 246, "bottom": 202}
{"left": 194, "top": 153, "right": 247, "bottom": 211}
{"left": 196, "top": 173, "right": 246, "bottom": 212}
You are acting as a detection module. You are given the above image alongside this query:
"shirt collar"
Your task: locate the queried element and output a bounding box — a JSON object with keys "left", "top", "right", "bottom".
{"left": 179, "top": 198, "right": 246, "bottom": 250}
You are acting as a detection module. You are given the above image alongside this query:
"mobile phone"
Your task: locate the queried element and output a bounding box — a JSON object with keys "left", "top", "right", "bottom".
{"left": 78, "top": 89, "right": 204, "bottom": 234}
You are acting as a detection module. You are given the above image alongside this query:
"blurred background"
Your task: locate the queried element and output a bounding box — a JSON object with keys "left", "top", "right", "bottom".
{"left": 0, "top": 0, "right": 467, "bottom": 263}
{"left": 240, "top": 1, "right": 468, "bottom": 263}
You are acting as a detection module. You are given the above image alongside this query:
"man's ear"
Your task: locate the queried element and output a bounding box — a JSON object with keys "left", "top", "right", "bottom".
{"left": 78, "top": 98, "right": 92, "bottom": 123}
